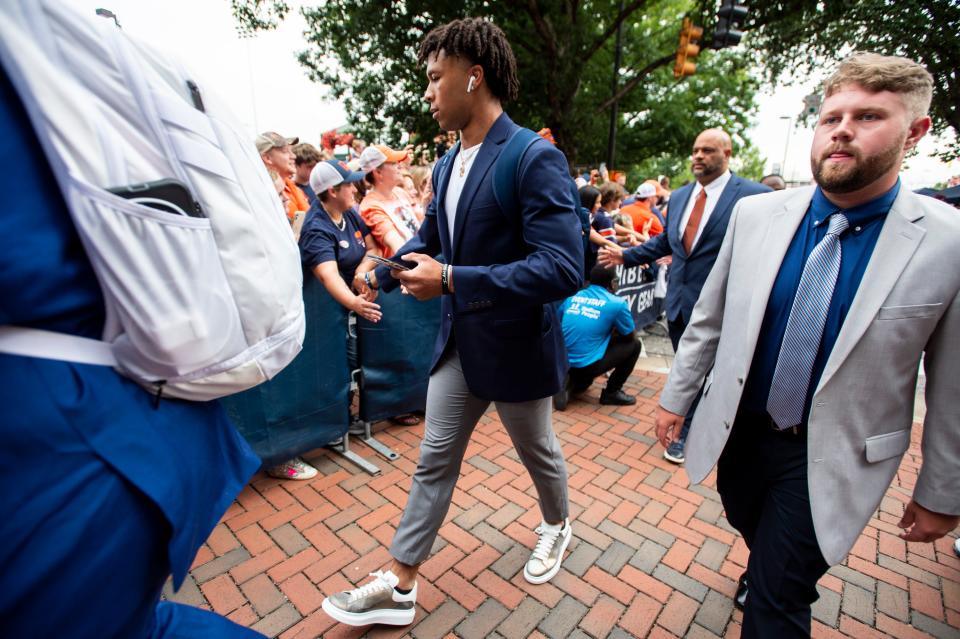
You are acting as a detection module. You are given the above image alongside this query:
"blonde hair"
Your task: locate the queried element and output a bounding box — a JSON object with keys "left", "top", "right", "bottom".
{"left": 407, "top": 166, "right": 431, "bottom": 196}
{"left": 824, "top": 53, "right": 933, "bottom": 121}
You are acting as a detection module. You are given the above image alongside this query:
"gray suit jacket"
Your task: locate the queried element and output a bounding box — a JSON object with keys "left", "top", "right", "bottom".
{"left": 659, "top": 185, "right": 960, "bottom": 565}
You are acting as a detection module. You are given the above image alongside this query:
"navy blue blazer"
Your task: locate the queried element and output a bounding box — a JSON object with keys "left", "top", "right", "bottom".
{"left": 376, "top": 113, "right": 583, "bottom": 401}
{"left": 623, "top": 173, "right": 771, "bottom": 323}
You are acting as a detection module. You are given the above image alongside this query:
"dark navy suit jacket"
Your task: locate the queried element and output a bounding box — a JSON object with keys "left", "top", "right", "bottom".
{"left": 376, "top": 113, "right": 583, "bottom": 402}
{"left": 623, "top": 173, "right": 771, "bottom": 323}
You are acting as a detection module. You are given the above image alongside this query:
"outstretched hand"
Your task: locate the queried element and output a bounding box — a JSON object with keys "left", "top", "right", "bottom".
{"left": 351, "top": 296, "right": 382, "bottom": 323}
{"left": 598, "top": 244, "right": 624, "bottom": 267}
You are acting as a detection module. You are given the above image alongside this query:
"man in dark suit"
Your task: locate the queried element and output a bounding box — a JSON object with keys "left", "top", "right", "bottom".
{"left": 321, "top": 18, "right": 583, "bottom": 628}
{"left": 600, "top": 129, "right": 770, "bottom": 464}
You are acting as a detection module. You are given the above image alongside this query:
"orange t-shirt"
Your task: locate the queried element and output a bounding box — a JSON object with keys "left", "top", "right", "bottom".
{"left": 620, "top": 201, "right": 664, "bottom": 237}
{"left": 284, "top": 178, "right": 310, "bottom": 222}
{"left": 358, "top": 188, "right": 424, "bottom": 258}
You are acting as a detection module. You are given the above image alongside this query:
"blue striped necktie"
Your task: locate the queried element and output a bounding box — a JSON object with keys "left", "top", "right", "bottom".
{"left": 767, "top": 212, "right": 850, "bottom": 430}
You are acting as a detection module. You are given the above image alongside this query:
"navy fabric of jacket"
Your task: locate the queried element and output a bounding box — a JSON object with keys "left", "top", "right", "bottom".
{"left": 623, "top": 174, "right": 771, "bottom": 323}
{"left": 376, "top": 113, "right": 583, "bottom": 402}
{"left": 0, "top": 65, "right": 262, "bottom": 638}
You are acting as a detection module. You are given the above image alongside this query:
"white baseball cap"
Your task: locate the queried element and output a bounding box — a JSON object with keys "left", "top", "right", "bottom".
{"left": 635, "top": 183, "right": 657, "bottom": 199}
{"left": 309, "top": 159, "right": 366, "bottom": 194}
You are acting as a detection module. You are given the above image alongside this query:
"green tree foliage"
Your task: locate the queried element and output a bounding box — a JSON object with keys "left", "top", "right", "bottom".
{"left": 234, "top": 0, "right": 761, "bottom": 173}
{"left": 231, "top": 0, "right": 289, "bottom": 35}
{"left": 719, "top": 0, "right": 960, "bottom": 159}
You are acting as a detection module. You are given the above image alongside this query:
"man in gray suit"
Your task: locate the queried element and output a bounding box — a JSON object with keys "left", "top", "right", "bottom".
{"left": 655, "top": 53, "right": 960, "bottom": 637}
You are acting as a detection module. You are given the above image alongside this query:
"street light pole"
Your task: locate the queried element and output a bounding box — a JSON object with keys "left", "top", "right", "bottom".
{"left": 780, "top": 115, "right": 792, "bottom": 181}
{"left": 236, "top": 24, "right": 261, "bottom": 133}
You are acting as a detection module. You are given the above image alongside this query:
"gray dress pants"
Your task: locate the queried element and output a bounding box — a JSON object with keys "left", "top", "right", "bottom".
{"left": 390, "top": 347, "right": 570, "bottom": 565}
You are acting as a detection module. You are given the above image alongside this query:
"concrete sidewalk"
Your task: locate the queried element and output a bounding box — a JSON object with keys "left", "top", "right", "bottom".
{"left": 169, "top": 357, "right": 957, "bottom": 638}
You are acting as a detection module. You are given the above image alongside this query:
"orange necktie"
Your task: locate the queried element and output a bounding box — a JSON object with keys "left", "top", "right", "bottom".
{"left": 682, "top": 189, "right": 707, "bottom": 254}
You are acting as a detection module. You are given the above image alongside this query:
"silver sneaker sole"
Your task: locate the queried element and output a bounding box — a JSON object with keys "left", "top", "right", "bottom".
{"left": 321, "top": 597, "right": 415, "bottom": 627}
{"left": 523, "top": 525, "right": 573, "bottom": 584}
{"left": 662, "top": 450, "right": 684, "bottom": 464}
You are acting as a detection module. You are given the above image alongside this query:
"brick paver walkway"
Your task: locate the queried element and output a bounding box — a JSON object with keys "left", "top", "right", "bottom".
{"left": 169, "top": 369, "right": 960, "bottom": 638}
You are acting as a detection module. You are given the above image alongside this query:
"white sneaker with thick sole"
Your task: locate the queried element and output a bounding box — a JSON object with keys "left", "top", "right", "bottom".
{"left": 523, "top": 519, "right": 572, "bottom": 584}
{"left": 321, "top": 570, "right": 416, "bottom": 626}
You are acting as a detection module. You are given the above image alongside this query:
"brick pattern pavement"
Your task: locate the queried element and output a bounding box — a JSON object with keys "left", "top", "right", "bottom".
{"left": 170, "top": 369, "right": 960, "bottom": 638}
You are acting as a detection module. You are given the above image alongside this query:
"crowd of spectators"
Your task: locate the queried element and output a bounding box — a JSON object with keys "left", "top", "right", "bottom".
{"left": 255, "top": 131, "right": 451, "bottom": 479}
{"left": 258, "top": 125, "right": 698, "bottom": 437}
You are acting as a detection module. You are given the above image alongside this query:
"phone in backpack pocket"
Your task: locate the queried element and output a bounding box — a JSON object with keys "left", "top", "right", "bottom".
{"left": 107, "top": 178, "right": 204, "bottom": 218}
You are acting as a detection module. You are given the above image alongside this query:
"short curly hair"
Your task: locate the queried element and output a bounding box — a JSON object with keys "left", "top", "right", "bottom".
{"left": 599, "top": 182, "right": 626, "bottom": 207}
{"left": 418, "top": 18, "right": 519, "bottom": 103}
{"left": 824, "top": 53, "right": 933, "bottom": 121}
{"left": 292, "top": 143, "right": 323, "bottom": 166}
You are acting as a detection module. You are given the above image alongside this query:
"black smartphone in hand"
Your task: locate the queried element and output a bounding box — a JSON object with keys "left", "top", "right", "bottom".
{"left": 368, "top": 255, "right": 411, "bottom": 271}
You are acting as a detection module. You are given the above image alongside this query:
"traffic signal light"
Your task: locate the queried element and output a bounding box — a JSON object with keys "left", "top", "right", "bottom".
{"left": 712, "top": 0, "right": 748, "bottom": 49}
{"left": 673, "top": 17, "right": 703, "bottom": 79}
{"left": 803, "top": 93, "right": 822, "bottom": 116}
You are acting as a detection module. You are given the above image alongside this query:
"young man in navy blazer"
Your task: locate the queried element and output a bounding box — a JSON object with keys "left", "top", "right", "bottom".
{"left": 323, "top": 18, "right": 583, "bottom": 627}
{"left": 600, "top": 129, "right": 770, "bottom": 464}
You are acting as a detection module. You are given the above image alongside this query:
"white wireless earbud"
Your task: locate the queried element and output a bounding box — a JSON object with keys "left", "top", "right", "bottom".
{"left": 467, "top": 77, "right": 476, "bottom": 93}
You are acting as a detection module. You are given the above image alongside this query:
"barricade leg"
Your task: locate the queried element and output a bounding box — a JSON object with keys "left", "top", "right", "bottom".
{"left": 325, "top": 432, "right": 382, "bottom": 475}
{"left": 352, "top": 418, "right": 401, "bottom": 462}
{"left": 347, "top": 311, "right": 399, "bottom": 462}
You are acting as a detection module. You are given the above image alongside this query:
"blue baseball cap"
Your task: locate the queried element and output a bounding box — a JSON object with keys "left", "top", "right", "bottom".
{"left": 309, "top": 159, "right": 366, "bottom": 194}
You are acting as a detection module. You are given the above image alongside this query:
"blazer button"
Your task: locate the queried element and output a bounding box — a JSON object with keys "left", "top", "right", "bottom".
{"left": 724, "top": 421, "right": 730, "bottom": 429}
{"left": 737, "top": 377, "right": 743, "bottom": 385}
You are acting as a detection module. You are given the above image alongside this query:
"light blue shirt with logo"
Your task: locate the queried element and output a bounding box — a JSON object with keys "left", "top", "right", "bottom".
{"left": 559, "top": 284, "right": 635, "bottom": 368}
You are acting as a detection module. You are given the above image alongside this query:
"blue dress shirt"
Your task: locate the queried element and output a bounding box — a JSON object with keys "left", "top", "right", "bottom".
{"left": 740, "top": 180, "right": 901, "bottom": 419}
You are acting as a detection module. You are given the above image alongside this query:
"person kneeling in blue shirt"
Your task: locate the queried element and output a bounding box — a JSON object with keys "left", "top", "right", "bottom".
{"left": 555, "top": 265, "right": 641, "bottom": 410}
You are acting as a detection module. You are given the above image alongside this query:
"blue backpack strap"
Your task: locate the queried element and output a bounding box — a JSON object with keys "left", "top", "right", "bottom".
{"left": 492, "top": 127, "right": 540, "bottom": 216}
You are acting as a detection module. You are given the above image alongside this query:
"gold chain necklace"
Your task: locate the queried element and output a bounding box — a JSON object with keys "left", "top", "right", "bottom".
{"left": 459, "top": 145, "right": 480, "bottom": 177}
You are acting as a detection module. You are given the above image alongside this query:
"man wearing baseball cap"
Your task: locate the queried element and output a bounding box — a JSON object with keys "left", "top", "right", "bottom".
{"left": 255, "top": 131, "right": 320, "bottom": 481}
{"left": 256, "top": 131, "right": 310, "bottom": 223}
{"left": 620, "top": 182, "right": 664, "bottom": 238}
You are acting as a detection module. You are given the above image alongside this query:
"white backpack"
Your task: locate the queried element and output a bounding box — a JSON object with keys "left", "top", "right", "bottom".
{"left": 0, "top": 0, "right": 305, "bottom": 401}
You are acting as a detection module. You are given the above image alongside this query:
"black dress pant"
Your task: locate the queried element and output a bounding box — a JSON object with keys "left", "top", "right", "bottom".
{"left": 717, "top": 411, "right": 830, "bottom": 638}
{"left": 568, "top": 333, "right": 641, "bottom": 394}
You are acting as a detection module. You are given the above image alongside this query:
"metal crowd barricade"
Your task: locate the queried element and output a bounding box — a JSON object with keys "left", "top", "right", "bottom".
{"left": 222, "top": 274, "right": 443, "bottom": 476}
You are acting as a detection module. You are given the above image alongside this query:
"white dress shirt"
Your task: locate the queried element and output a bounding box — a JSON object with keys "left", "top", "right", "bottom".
{"left": 677, "top": 169, "right": 731, "bottom": 250}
